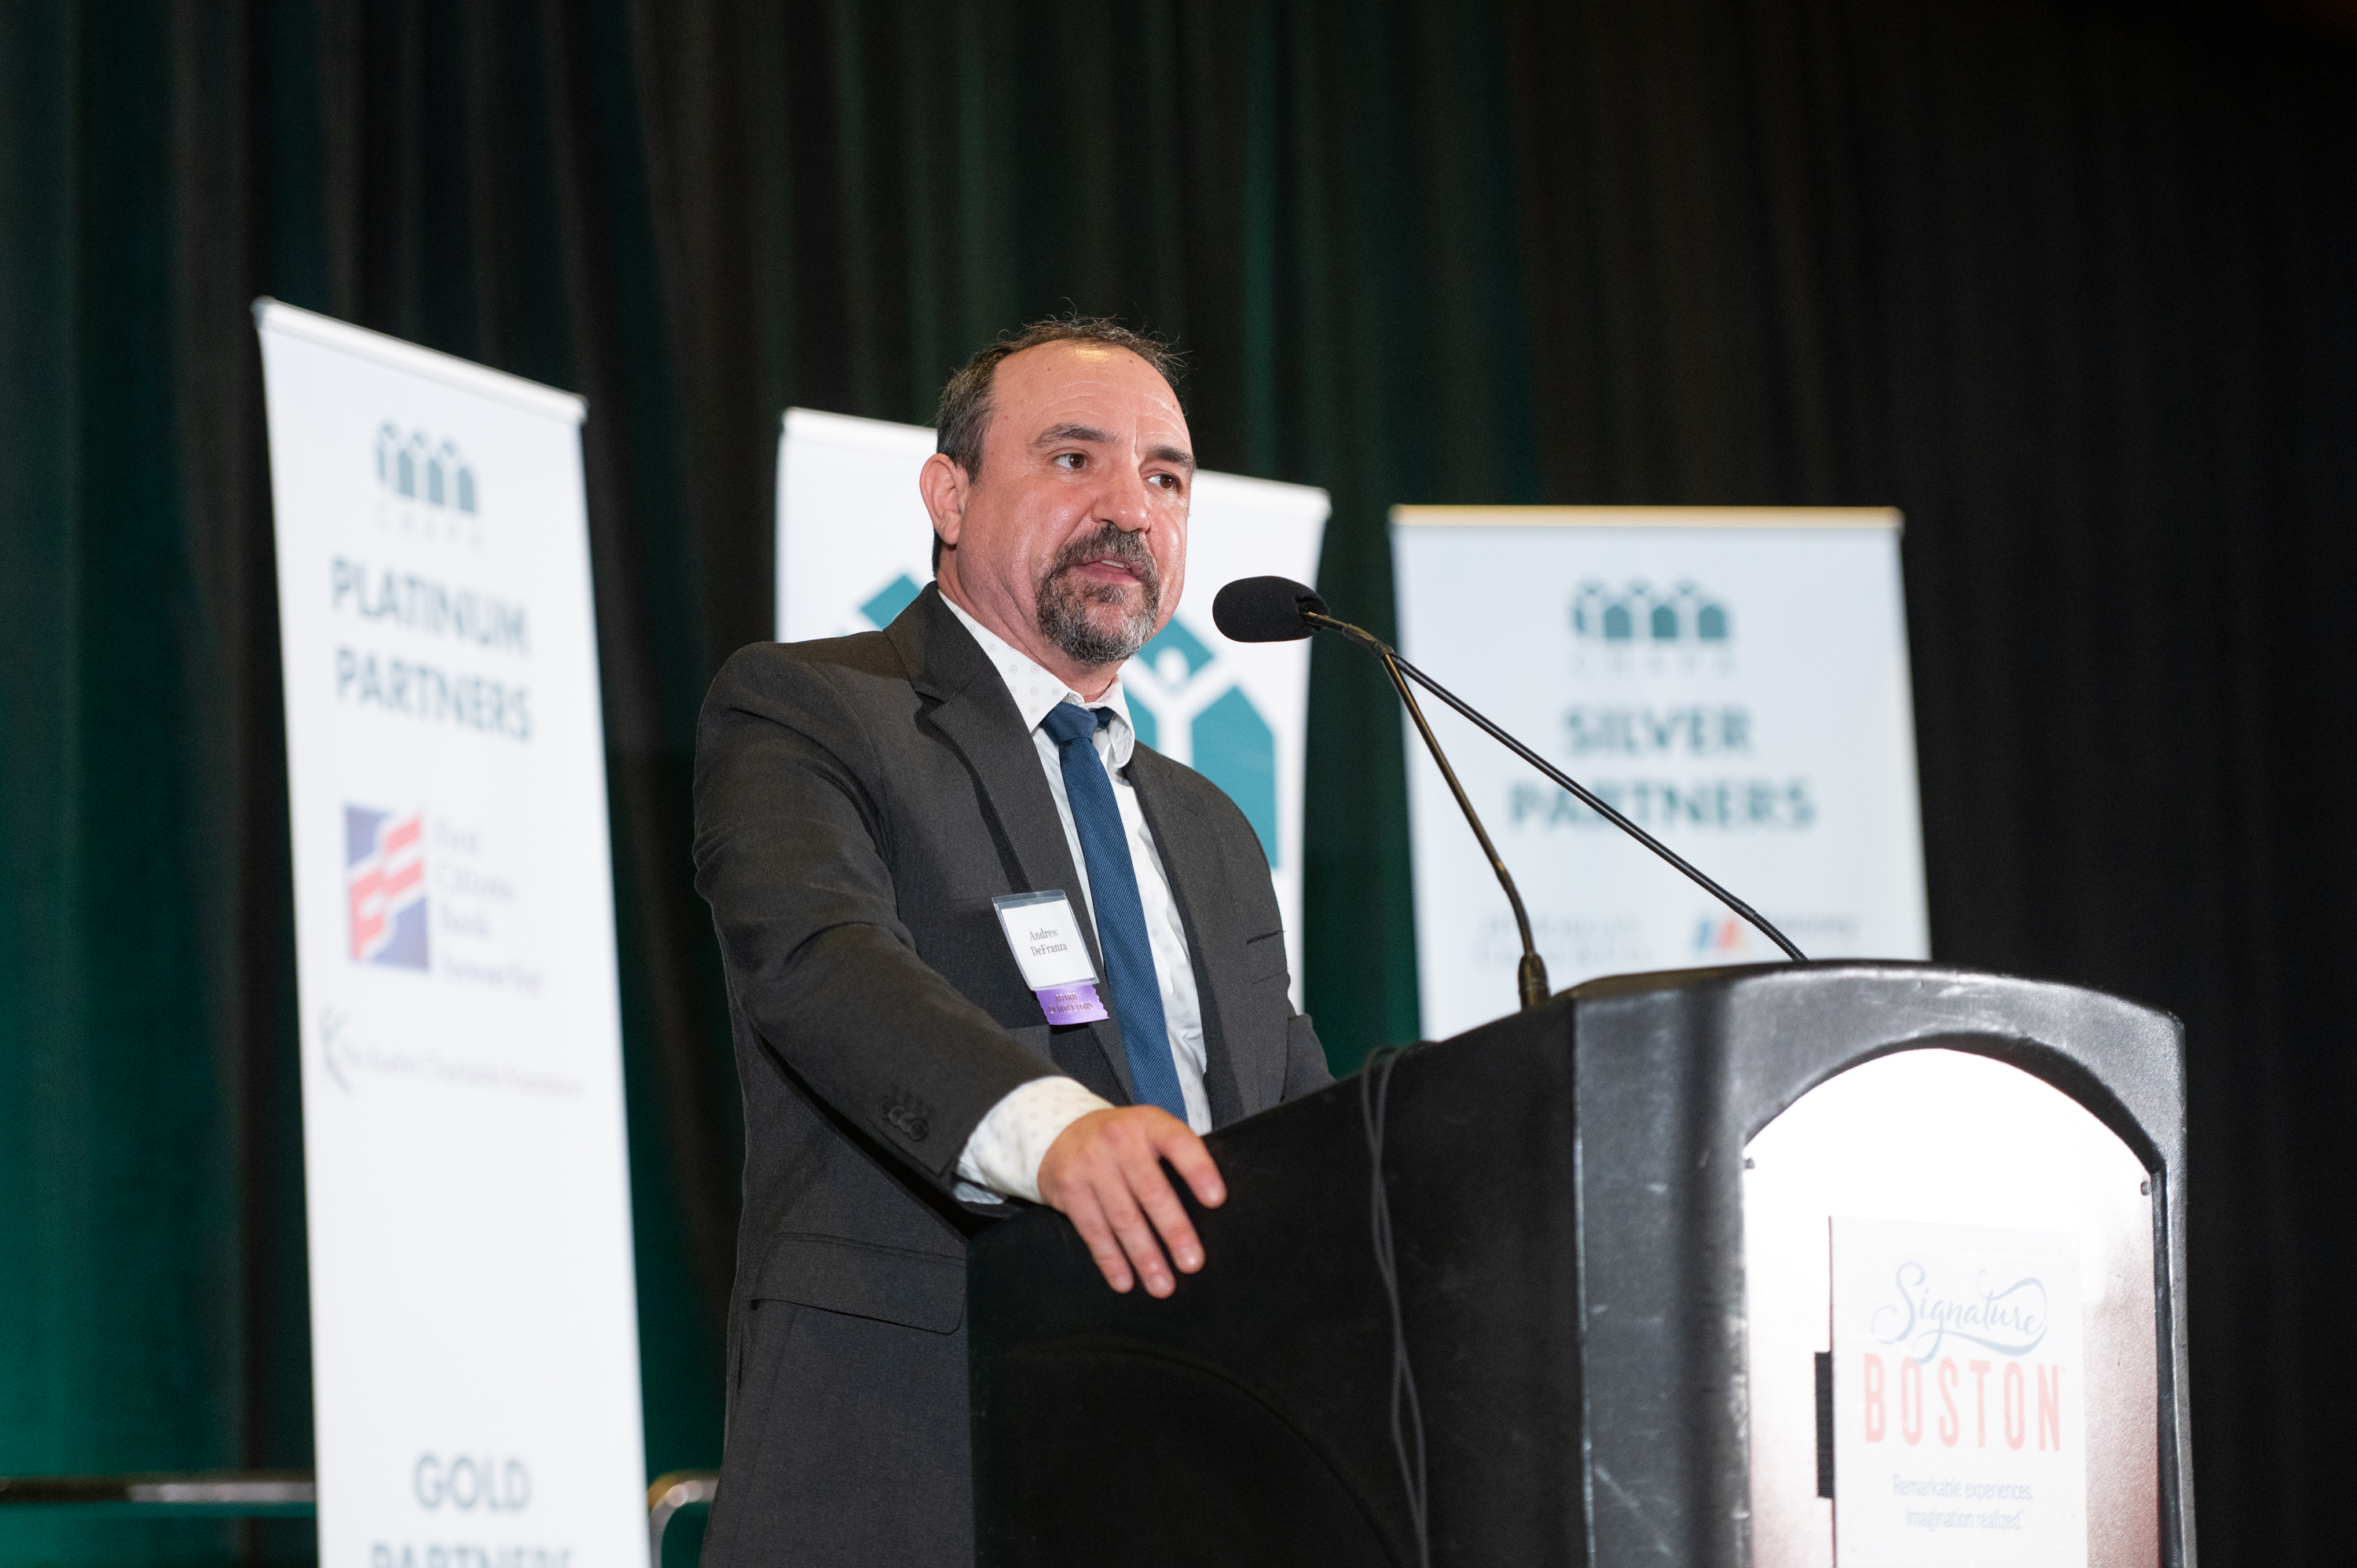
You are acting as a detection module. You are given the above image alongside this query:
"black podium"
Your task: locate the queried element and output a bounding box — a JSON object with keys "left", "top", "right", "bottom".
{"left": 968, "top": 962, "right": 2194, "bottom": 1566}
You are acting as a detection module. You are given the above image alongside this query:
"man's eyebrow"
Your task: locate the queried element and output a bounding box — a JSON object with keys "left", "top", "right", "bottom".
{"left": 1034, "top": 423, "right": 1113, "bottom": 448}
{"left": 1146, "top": 443, "right": 1197, "bottom": 474}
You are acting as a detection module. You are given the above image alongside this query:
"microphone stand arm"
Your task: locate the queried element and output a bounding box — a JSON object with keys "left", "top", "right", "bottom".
{"left": 1365, "top": 635, "right": 1551, "bottom": 1011}
{"left": 1304, "top": 610, "right": 1807, "bottom": 966}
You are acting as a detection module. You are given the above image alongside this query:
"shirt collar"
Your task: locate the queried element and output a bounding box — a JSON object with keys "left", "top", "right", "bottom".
{"left": 941, "top": 591, "right": 1136, "bottom": 767}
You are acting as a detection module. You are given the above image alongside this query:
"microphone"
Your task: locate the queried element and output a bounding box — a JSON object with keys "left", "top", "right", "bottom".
{"left": 1211, "top": 575, "right": 1329, "bottom": 643}
{"left": 1217, "top": 577, "right": 1552, "bottom": 1011}
{"left": 1215, "top": 576, "right": 1806, "bottom": 977}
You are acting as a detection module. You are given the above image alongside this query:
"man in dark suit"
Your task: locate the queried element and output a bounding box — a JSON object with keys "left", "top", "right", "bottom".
{"left": 693, "top": 318, "right": 1331, "bottom": 1566}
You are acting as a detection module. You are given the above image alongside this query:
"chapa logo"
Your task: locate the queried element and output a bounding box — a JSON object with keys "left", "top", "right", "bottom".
{"left": 373, "top": 423, "right": 481, "bottom": 545}
{"left": 853, "top": 575, "right": 1280, "bottom": 868}
{"left": 1571, "top": 581, "right": 1730, "bottom": 645}
{"left": 1121, "top": 618, "right": 1277, "bottom": 868}
{"left": 347, "top": 806, "right": 428, "bottom": 969}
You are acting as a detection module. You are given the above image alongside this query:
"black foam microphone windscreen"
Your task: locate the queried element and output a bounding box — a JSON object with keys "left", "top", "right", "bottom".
{"left": 1212, "top": 576, "right": 1329, "bottom": 643}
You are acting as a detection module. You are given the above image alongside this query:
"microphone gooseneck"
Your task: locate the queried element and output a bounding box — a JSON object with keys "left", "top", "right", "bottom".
{"left": 1219, "top": 574, "right": 1549, "bottom": 1012}
{"left": 1372, "top": 637, "right": 1552, "bottom": 1012}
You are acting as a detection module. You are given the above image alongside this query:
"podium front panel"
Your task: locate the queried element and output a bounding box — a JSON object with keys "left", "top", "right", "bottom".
{"left": 1569, "top": 965, "right": 2188, "bottom": 1568}
{"left": 1743, "top": 1047, "right": 2161, "bottom": 1567}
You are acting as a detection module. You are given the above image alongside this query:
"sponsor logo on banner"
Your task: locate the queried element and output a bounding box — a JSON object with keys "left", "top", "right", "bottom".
{"left": 333, "top": 432, "right": 534, "bottom": 740}
{"left": 860, "top": 573, "right": 924, "bottom": 629}
{"left": 373, "top": 422, "right": 482, "bottom": 546}
{"left": 347, "top": 806, "right": 428, "bottom": 969}
{"left": 1121, "top": 618, "right": 1277, "bottom": 867}
{"left": 1570, "top": 578, "right": 1732, "bottom": 647}
{"left": 855, "top": 575, "right": 1279, "bottom": 866}
{"left": 1503, "top": 582, "right": 1808, "bottom": 837}
{"left": 1693, "top": 914, "right": 1747, "bottom": 956}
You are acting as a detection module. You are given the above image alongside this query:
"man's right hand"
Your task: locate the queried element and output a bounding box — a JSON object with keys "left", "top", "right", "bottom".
{"left": 1035, "top": 1105, "right": 1225, "bottom": 1298}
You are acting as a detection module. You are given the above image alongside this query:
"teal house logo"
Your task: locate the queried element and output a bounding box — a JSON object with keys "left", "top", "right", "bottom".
{"left": 375, "top": 422, "right": 481, "bottom": 544}
{"left": 1571, "top": 581, "right": 1729, "bottom": 645}
{"left": 860, "top": 573, "right": 924, "bottom": 629}
{"left": 855, "top": 573, "right": 1278, "bottom": 868}
{"left": 1121, "top": 618, "right": 1278, "bottom": 868}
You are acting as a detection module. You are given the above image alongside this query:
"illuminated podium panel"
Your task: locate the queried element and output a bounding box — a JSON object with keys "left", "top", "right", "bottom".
{"left": 968, "top": 963, "right": 2192, "bottom": 1567}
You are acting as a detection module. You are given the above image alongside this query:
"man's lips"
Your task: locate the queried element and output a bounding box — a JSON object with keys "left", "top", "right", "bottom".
{"left": 1066, "top": 556, "right": 1145, "bottom": 584}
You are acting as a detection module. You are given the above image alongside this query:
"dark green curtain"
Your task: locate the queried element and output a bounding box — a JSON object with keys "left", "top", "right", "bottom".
{"left": 4, "top": 1, "right": 2353, "bottom": 1563}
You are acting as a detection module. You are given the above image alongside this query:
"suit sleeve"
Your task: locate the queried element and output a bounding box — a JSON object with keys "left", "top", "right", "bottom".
{"left": 692, "top": 646, "right": 1059, "bottom": 1187}
{"left": 1280, "top": 1011, "right": 1334, "bottom": 1100}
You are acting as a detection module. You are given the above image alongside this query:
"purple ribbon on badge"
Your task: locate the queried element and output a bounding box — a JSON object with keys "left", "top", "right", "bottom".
{"left": 1036, "top": 982, "right": 1109, "bottom": 1024}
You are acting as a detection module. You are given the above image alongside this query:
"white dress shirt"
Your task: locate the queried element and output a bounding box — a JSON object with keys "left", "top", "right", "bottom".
{"left": 942, "top": 595, "right": 1213, "bottom": 1204}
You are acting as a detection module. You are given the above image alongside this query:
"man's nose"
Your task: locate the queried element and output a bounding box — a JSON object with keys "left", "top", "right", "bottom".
{"left": 1097, "top": 467, "right": 1157, "bottom": 532}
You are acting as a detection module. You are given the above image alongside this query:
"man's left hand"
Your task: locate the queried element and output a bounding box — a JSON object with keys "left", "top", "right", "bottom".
{"left": 1035, "top": 1106, "right": 1226, "bottom": 1298}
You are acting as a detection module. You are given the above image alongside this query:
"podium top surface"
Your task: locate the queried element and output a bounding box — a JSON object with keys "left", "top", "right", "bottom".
{"left": 1556, "top": 960, "right": 2184, "bottom": 1167}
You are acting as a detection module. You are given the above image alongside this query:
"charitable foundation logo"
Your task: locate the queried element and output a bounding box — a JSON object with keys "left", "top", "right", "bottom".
{"left": 346, "top": 806, "right": 428, "bottom": 969}
{"left": 855, "top": 574, "right": 1280, "bottom": 867}
{"left": 1571, "top": 580, "right": 1731, "bottom": 645}
{"left": 373, "top": 422, "right": 481, "bottom": 545}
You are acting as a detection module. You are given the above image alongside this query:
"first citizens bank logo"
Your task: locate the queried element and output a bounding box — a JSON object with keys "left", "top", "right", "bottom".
{"left": 347, "top": 806, "right": 428, "bottom": 969}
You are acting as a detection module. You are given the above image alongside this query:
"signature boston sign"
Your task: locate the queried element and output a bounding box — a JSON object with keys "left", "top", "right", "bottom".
{"left": 1834, "top": 1218, "right": 2087, "bottom": 1564}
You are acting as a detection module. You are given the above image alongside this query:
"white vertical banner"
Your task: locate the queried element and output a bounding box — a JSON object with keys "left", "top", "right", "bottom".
{"left": 1391, "top": 507, "right": 1930, "bottom": 1040}
{"left": 776, "top": 408, "right": 1327, "bottom": 1002}
{"left": 256, "top": 302, "right": 647, "bottom": 1568}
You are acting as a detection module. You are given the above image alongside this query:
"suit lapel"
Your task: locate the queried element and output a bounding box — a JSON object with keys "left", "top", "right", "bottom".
{"left": 888, "top": 587, "right": 1138, "bottom": 1104}
{"left": 1127, "top": 749, "right": 1262, "bottom": 1123}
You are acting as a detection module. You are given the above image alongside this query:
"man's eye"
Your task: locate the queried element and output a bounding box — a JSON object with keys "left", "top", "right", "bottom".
{"left": 1053, "top": 452, "right": 1086, "bottom": 471}
{"left": 1149, "top": 473, "right": 1179, "bottom": 490}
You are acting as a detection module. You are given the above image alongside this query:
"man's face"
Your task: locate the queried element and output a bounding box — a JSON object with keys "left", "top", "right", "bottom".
{"left": 929, "top": 341, "right": 1193, "bottom": 680}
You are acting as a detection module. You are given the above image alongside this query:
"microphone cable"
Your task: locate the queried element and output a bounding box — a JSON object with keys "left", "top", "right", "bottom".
{"left": 1361, "top": 1042, "right": 1429, "bottom": 1568}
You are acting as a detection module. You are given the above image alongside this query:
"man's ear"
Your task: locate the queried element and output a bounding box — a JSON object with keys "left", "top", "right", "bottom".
{"left": 918, "top": 452, "right": 969, "bottom": 550}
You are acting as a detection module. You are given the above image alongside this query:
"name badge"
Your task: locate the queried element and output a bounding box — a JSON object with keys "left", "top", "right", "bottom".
{"left": 992, "top": 890, "right": 1109, "bottom": 1025}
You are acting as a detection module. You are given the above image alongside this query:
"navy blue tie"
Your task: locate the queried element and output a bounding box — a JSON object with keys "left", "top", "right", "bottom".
{"left": 1037, "top": 701, "right": 1189, "bottom": 1120}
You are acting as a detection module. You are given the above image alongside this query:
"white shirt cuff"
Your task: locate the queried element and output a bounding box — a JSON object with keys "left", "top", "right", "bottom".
{"left": 955, "top": 1075, "right": 1116, "bottom": 1203}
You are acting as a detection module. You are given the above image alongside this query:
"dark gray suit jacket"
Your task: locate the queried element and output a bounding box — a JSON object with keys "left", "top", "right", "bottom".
{"left": 692, "top": 584, "right": 1329, "bottom": 1566}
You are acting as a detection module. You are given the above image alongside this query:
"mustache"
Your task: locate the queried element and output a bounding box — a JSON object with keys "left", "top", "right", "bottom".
{"left": 1047, "top": 524, "right": 1160, "bottom": 592}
